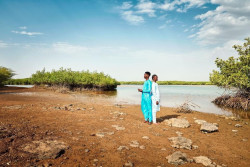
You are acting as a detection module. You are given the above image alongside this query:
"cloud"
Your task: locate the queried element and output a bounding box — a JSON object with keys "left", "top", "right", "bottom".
{"left": 120, "top": 1, "right": 133, "bottom": 10}
{"left": 12, "top": 30, "right": 43, "bottom": 36}
{"left": 118, "top": 0, "right": 208, "bottom": 25}
{"left": 158, "top": 0, "right": 208, "bottom": 12}
{"left": 136, "top": 0, "right": 156, "bottom": 17}
{"left": 121, "top": 10, "right": 144, "bottom": 25}
{"left": 19, "top": 26, "right": 27, "bottom": 30}
{"left": 193, "top": 0, "right": 250, "bottom": 45}
{"left": 158, "top": 19, "right": 172, "bottom": 29}
{"left": 52, "top": 42, "right": 88, "bottom": 54}
{"left": 0, "top": 41, "right": 8, "bottom": 48}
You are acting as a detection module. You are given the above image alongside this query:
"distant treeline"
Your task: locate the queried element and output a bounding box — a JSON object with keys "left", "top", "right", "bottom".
{"left": 5, "top": 68, "right": 119, "bottom": 91}
{"left": 120, "top": 81, "right": 212, "bottom": 85}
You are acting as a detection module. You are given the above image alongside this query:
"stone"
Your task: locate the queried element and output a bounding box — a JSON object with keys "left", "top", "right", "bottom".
{"left": 93, "top": 159, "right": 98, "bottom": 162}
{"left": 139, "top": 145, "right": 145, "bottom": 149}
{"left": 232, "top": 130, "right": 238, "bottom": 133}
{"left": 112, "top": 125, "right": 125, "bottom": 131}
{"left": 164, "top": 118, "right": 190, "bottom": 128}
{"left": 96, "top": 133, "right": 105, "bottom": 138}
{"left": 200, "top": 122, "right": 218, "bottom": 133}
{"left": 168, "top": 136, "right": 192, "bottom": 150}
{"left": 85, "top": 149, "right": 90, "bottom": 153}
{"left": 242, "top": 139, "right": 248, "bottom": 142}
{"left": 117, "top": 146, "right": 129, "bottom": 151}
{"left": 129, "top": 141, "right": 139, "bottom": 148}
{"left": 21, "top": 140, "right": 68, "bottom": 159}
{"left": 142, "top": 136, "right": 149, "bottom": 140}
{"left": 193, "top": 145, "right": 199, "bottom": 149}
{"left": 124, "top": 161, "right": 134, "bottom": 167}
{"left": 235, "top": 124, "right": 242, "bottom": 128}
{"left": 195, "top": 120, "right": 207, "bottom": 125}
{"left": 95, "top": 131, "right": 114, "bottom": 138}
{"left": 166, "top": 151, "right": 189, "bottom": 165}
{"left": 193, "top": 156, "right": 212, "bottom": 166}
{"left": 161, "top": 147, "right": 167, "bottom": 151}
{"left": 176, "top": 131, "right": 183, "bottom": 136}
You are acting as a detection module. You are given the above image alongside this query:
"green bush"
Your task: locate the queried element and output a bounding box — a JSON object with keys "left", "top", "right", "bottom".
{"left": 30, "top": 68, "right": 119, "bottom": 90}
{"left": 210, "top": 38, "right": 250, "bottom": 92}
{"left": 0, "top": 66, "right": 15, "bottom": 86}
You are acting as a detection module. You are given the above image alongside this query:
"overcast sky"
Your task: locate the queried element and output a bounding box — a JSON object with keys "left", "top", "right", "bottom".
{"left": 0, "top": 0, "right": 249, "bottom": 81}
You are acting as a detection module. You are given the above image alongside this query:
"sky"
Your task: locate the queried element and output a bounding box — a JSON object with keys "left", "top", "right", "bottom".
{"left": 0, "top": 0, "right": 249, "bottom": 81}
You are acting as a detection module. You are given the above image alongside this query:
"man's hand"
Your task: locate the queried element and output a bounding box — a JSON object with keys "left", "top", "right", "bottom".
{"left": 138, "top": 89, "right": 142, "bottom": 92}
{"left": 156, "top": 101, "right": 159, "bottom": 105}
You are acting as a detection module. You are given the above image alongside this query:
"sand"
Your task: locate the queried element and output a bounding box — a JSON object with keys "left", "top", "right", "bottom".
{"left": 0, "top": 87, "right": 249, "bottom": 167}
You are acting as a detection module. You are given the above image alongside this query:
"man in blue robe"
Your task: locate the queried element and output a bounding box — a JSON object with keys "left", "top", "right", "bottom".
{"left": 138, "top": 71, "right": 152, "bottom": 125}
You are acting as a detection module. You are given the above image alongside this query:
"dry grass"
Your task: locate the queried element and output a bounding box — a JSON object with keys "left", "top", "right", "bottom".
{"left": 176, "top": 99, "right": 200, "bottom": 113}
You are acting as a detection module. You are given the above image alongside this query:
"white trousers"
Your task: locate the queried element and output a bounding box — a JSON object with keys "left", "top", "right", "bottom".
{"left": 152, "top": 110, "right": 157, "bottom": 123}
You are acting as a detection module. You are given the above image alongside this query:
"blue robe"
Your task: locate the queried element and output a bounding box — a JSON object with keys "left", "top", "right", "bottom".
{"left": 141, "top": 80, "right": 152, "bottom": 122}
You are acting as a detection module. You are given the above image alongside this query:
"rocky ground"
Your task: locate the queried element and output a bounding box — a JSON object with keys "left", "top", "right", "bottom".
{"left": 0, "top": 87, "right": 249, "bottom": 167}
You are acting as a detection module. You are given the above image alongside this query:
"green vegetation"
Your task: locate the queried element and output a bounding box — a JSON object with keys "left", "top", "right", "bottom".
{"left": 120, "top": 81, "right": 212, "bottom": 85}
{"left": 210, "top": 37, "right": 250, "bottom": 92}
{"left": 0, "top": 66, "right": 15, "bottom": 86}
{"left": 4, "top": 68, "right": 119, "bottom": 91}
{"left": 4, "top": 78, "right": 32, "bottom": 85}
{"left": 210, "top": 38, "right": 250, "bottom": 111}
{"left": 30, "top": 68, "right": 119, "bottom": 90}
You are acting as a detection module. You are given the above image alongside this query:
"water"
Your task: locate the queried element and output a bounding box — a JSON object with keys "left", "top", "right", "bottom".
{"left": 5, "top": 84, "right": 241, "bottom": 117}
{"left": 115, "top": 85, "right": 232, "bottom": 116}
{"left": 6, "top": 85, "right": 34, "bottom": 88}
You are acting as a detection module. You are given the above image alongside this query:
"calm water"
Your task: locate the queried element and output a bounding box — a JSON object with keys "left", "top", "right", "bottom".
{"left": 6, "top": 84, "right": 240, "bottom": 117}
{"left": 114, "top": 85, "right": 233, "bottom": 116}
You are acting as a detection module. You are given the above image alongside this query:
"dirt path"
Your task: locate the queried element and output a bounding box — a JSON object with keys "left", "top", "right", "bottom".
{"left": 0, "top": 87, "right": 249, "bottom": 167}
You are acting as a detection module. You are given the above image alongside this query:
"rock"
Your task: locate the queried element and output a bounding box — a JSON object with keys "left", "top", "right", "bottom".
{"left": 176, "top": 131, "right": 183, "bottom": 136}
{"left": 166, "top": 151, "right": 190, "bottom": 165}
{"left": 112, "top": 125, "right": 125, "bottom": 131}
{"left": 195, "top": 120, "right": 207, "bottom": 125}
{"left": 95, "top": 131, "right": 114, "bottom": 138}
{"left": 193, "top": 145, "right": 199, "bottom": 149}
{"left": 168, "top": 136, "right": 192, "bottom": 150}
{"left": 200, "top": 122, "right": 218, "bottom": 133}
{"left": 0, "top": 140, "right": 8, "bottom": 154}
{"left": 235, "top": 124, "right": 242, "bottom": 128}
{"left": 232, "top": 130, "right": 238, "bottom": 133}
{"left": 96, "top": 133, "right": 105, "bottom": 138}
{"left": 242, "top": 139, "right": 248, "bottom": 142}
{"left": 142, "top": 136, "right": 149, "bottom": 140}
{"left": 161, "top": 147, "right": 167, "bottom": 151}
{"left": 193, "top": 156, "right": 212, "bottom": 166}
{"left": 85, "top": 149, "right": 90, "bottom": 153}
{"left": 93, "top": 159, "right": 98, "bottom": 162}
{"left": 117, "top": 146, "right": 129, "bottom": 151}
{"left": 228, "top": 122, "right": 232, "bottom": 125}
{"left": 129, "top": 141, "right": 139, "bottom": 148}
{"left": 139, "top": 145, "right": 145, "bottom": 149}
{"left": 164, "top": 118, "right": 190, "bottom": 128}
{"left": 21, "top": 140, "right": 68, "bottom": 159}
{"left": 124, "top": 161, "right": 134, "bottom": 167}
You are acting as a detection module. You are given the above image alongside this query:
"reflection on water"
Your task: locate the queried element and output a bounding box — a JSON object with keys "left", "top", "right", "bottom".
{"left": 111, "top": 85, "right": 246, "bottom": 118}
{"left": 5, "top": 84, "right": 248, "bottom": 118}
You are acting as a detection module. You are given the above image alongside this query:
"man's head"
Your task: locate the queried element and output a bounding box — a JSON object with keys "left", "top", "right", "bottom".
{"left": 144, "top": 71, "right": 151, "bottom": 79}
{"left": 152, "top": 74, "right": 158, "bottom": 82}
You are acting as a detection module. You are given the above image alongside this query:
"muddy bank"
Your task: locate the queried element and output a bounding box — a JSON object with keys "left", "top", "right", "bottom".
{"left": 0, "top": 87, "right": 250, "bottom": 167}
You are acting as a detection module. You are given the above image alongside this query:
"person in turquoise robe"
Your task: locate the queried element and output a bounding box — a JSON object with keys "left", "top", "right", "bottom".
{"left": 138, "top": 71, "right": 152, "bottom": 124}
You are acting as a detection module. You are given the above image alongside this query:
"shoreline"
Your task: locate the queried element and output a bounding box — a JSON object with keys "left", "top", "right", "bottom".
{"left": 0, "top": 87, "right": 250, "bottom": 166}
